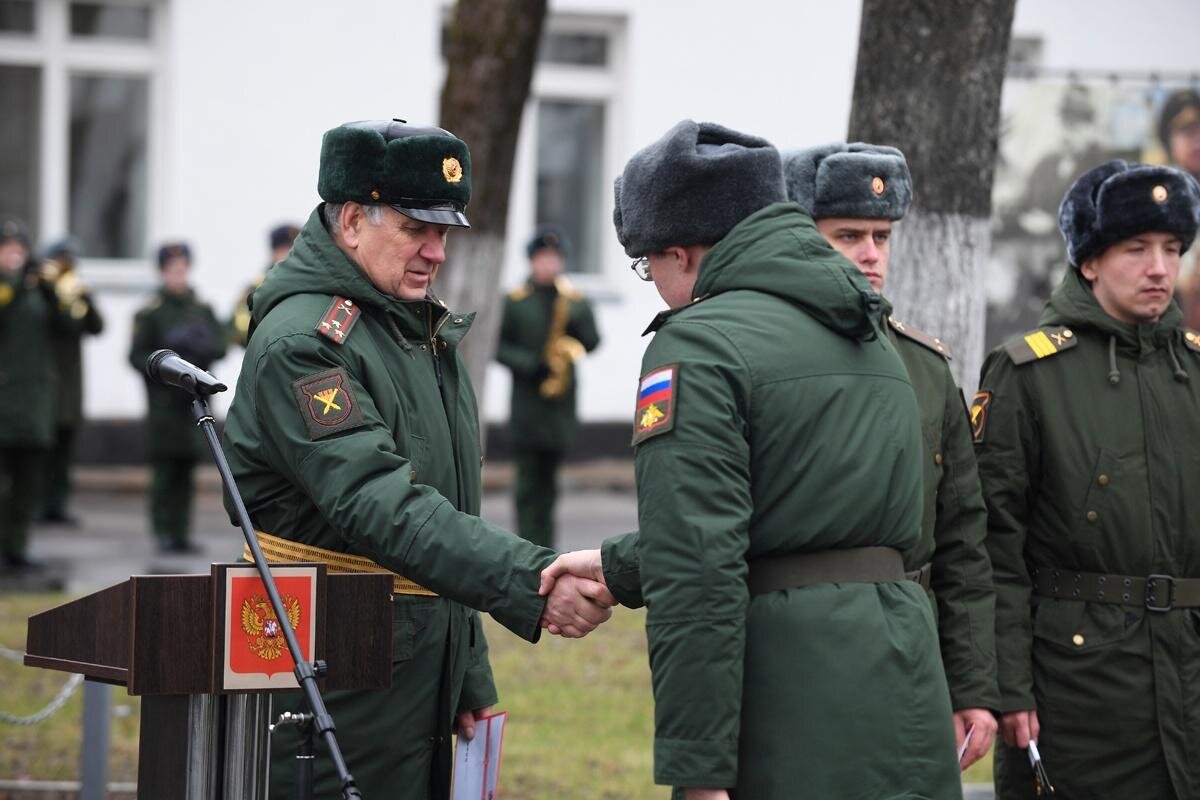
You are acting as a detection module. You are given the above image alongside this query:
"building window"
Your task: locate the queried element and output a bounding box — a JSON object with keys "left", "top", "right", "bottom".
{"left": 530, "top": 16, "right": 623, "bottom": 275}
{"left": 0, "top": 0, "right": 158, "bottom": 262}
{"left": 535, "top": 101, "right": 605, "bottom": 275}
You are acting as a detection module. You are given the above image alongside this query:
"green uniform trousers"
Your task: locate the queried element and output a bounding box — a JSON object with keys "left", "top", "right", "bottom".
{"left": 150, "top": 457, "right": 195, "bottom": 546}
{"left": 39, "top": 424, "right": 77, "bottom": 519}
{"left": 513, "top": 447, "right": 562, "bottom": 550}
{"left": 0, "top": 446, "right": 46, "bottom": 561}
{"left": 268, "top": 596, "right": 457, "bottom": 800}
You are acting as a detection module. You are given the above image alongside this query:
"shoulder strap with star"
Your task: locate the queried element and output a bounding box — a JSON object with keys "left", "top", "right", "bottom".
{"left": 553, "top": 275, "right": 583, "bottom": 301}
{"left": 1003, "top": 325, "right": 1078, "bottom": 365}
{"left": 1182, "top": 328, "right": 1200, "bottom": 354}
{"left": 507, "top": 284, "right": 531, "bottom": 302}
{"left": 888, "top": 317, "right": 952, "bottom": 360}
{"left": 314, "top": 295, "right": 362, "bottom": 345}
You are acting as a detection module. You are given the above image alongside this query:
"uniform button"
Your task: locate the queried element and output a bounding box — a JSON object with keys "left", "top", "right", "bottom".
{"left": 1098, "top": 474, "right": 1109, "bottom": 486}
{"left": 410, "top": 470, "right": 417, "bottom": 480}
{"left": 454, "top": 317, "right": 464, "bottom": 324}
{"left": 933, "top": 453, "right": 943, "bottom": 466}
{"left": 1072, "top": 634, "right": 1085, "bottom": 646}
{"left": 1086, "top": 510, "right": 1099, "bottom": 523}
{"left": 420, "top": 344, "right": 427, "bottom": 350}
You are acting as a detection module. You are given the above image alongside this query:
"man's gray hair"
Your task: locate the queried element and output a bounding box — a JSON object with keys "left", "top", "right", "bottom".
{"left": 323, "top": 202, "right": 386, "bottom": 232}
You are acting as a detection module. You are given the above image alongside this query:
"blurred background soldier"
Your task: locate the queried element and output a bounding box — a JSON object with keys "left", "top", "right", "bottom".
{"left": 978, "top": 161, "right": 1200, "bottom": 799}
{"left": 128, "top": 242, "right": 225, "bottom": 553}
{"left": 783, "top": 142, "right": 999, "bottom": 769}
{"left": 0, "top": 219, "right": 63, "bottom": 570}
{"left": 229, "top": 222, "right": 299, "bottom": 348}
{"left": 1159, "top": 89, "right": 1200, "bottom": 328}
{"left": 496, "top": 227, "right": 600, "bottom": 548}
{"left": 35, "top": 237, "right": 104, "bottom": 525}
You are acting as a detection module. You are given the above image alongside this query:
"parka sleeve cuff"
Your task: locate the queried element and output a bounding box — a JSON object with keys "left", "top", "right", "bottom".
{"left": 653, "top": 737, "right": 737, "bottom": 789}
{"left": 601, "top": 531, "right": 644, "bottom": 609}
{"left": 458, "top": 665, "right": 499, "bottom": 713}
{"left": 998, "top": 689, "right": 1037, "bottom": 714}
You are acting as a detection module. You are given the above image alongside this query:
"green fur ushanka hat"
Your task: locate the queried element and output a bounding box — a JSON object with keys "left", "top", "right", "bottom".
{"left": 782, "top": 142, "right": 912, "bottom": 221}
{"left": 318, "top": 119, "right": 472, "bottom": 227}
{"left": 1059, "top": 160, "right": 1200, "bottom": 267}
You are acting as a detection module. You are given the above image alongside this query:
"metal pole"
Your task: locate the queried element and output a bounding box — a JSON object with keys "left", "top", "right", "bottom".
{"left": 79, "top": 680, "right": 111, "bottom": 800}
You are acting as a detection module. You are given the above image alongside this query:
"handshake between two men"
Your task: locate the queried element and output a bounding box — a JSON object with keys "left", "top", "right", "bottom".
{"left": 537, "top": 549, "right": 615, "bottom": 638}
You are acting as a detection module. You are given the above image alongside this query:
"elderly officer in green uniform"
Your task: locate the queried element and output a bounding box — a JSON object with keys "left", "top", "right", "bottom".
{"left": 496, "top": 226, "right": 600, "bottom": 547}
{"left": 221, "top": 119, "right": 614, "bottom": 800}
{"left": 546, "top": 120, "right": 962, "bottom": 799}
{"left": 976, "top": 160, "right": 1200, "bottom": 799}
{"left": 129, "top": 242, "right": 226, "bottom": 553}
{"left": 0, "top": 219, "right": 64, "bottom": 570}
{"left": 782, "top": 142, "right": 999, "bottom": 768}
{"left": 37, "top": 238, "right": 104, "bottom": 525}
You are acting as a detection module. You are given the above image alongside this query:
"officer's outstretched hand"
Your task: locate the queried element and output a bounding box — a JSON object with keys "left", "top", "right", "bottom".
{"left": 538, "top": 550, "right": 615, "bottom": 638}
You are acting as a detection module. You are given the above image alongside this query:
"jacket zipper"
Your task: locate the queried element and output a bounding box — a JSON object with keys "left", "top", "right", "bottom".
{"left": 429, "top": 305, "right": 449, "bottom": 387}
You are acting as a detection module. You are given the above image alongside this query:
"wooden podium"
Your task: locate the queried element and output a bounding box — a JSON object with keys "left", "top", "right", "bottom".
{"left": 25, "top": 563, "right": 393, "bottom": 800}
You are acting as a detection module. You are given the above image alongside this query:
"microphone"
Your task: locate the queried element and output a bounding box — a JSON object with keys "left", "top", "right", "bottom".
{"left": 145, "top": 349, "right": 228, "bottom": 396}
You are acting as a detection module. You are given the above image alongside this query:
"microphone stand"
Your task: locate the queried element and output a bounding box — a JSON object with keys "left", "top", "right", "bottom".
{"left": 187, "top": 389, "right": 363, "bottom": 800}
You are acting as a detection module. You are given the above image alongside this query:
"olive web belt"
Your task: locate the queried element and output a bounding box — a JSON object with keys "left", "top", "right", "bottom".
{"left": 243, "top": 530, "right": 438, "bottom": 597}
{"left": 747, "top": 546, "right": 905, "bottom": 596}
{"left": 1031, "top": 565, "right": 1200, "bottom": 612}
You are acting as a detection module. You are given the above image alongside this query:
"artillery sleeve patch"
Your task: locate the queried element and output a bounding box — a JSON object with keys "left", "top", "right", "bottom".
{"left": 631, "top": 365, "right": 677, "bottom": 446}
{"left": 291, "top": 367, "right": 365, "bottom": 440}
{"left": 969, "top": 390, "right": 992, "bottom": 444}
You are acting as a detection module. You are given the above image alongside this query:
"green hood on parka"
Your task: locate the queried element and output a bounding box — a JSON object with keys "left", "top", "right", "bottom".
{"left": 683, "top": 201, "right": 884, "bottom": 341}
{"left": 1041, "top": 267, "right": 1185, "bottom": 350}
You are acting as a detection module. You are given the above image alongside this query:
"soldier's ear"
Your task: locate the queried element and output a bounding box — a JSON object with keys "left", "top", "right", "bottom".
{"left": 338, "top": 203, "right": 365, "bottom": 248}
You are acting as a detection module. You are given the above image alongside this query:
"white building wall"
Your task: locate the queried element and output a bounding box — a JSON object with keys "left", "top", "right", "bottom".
{"left": 65, "top": 0, "right": 1200, "bottom": 427}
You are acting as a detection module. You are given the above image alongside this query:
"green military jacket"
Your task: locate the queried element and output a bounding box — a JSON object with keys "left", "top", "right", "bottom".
{"left": 606, "top": 203, "right": 960, "bottom": 798}
{"left": 129, "top": 288, "right": 226, "bottom": 459}
{"left": 977, "top": 268, "right": 1200, "bottom": 798}
{"left": 0, "top": 264, "right": 62, "bottom": 448}
{"left": 47, "top": 269, "right": 104, "bottom": 426}
{"left": 496, "top": 277, "right": 600, "bottom": 450}
{"left": 222, "top": 207, "right": 557, "bottom": 799}
{"left": 887, "top": 318, "right": 999, "bottom": 713}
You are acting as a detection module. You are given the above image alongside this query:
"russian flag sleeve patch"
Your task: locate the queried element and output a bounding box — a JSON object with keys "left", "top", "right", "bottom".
{"left": 632, "top": 365, "right": 678, "bottom": 445}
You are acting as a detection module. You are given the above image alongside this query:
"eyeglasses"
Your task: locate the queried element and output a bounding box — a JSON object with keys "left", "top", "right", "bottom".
{"left": 630, "top": 256, "right": 652, "bottom": 281}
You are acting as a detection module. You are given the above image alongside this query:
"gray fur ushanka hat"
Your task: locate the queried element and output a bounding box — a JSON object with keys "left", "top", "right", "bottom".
{"left": 1059, "top": 160, "right": 1200, "bottom": 267}
{"left": 781, "top": 142, "right": 912, "bottom": 221}
{"left": 613, "top": 120, "right": 785, "bottom": 258}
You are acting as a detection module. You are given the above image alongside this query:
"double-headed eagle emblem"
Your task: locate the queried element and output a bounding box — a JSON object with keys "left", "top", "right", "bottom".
{"left": 240, "top": 594, "right": 302, "bottom": 661}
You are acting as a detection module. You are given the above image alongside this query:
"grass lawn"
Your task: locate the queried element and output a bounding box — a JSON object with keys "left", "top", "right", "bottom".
{"left": 2, "top": 593, "right": 991, "bottom": 795}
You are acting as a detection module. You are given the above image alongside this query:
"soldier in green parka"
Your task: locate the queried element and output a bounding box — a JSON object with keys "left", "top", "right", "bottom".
{"left": 37, "top": 238, "right": 104, "bottom": 525}
{"left": 496, "top": 227, "right": 600, "bottom": 547}
{"left": 0, "top": 219, "right": 63, "bottom": 570}
{"left": 976, "top": 160, "right": 1200, "bottom": 799}
{"left": 129, "top": 242, "right": 226, "bottom": 553}
{"left": 547, "top": 120, "right": 962, "bottom": 800}
{"left": 782, "top": 142, "right": 999, "bottom": 768}
{"left": 221, "top": 119, "right": 614, "bottom": 800}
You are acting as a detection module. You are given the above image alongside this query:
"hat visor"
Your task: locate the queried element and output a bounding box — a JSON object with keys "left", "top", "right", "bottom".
{"left": 391, "top": 204, "right": 470, "bottom": 228}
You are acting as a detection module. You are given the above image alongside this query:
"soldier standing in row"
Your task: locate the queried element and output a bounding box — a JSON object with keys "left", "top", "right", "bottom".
{"left": 221, "top": 119, "right": 613, "bottom": 799}
{"left": 496, "top": 227, "right": 600, "bottom": 547}
{"left": 0, "top": 220, "right": 63, "bottom": 570}
{"left": 36, "top": 238, "right": 104, "bottom": 525}
{"left": 229, "top": 222, "right": 299, "bottom": 348}
{"left": 977, "top": 160, "right": 1200, "bottom": 798}
{"left": 129, "top": 242, "right": 226, "bottom": 553}
{"left": 782, "top": 142, "right": 999, "bottom": 768}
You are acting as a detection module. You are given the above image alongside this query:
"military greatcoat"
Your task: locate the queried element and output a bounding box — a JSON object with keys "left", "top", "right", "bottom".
{"left": 978, "top": 268, "right": 1200, "bottom": 799}
{"left": 223, "top": 207, "right": 557, "bottom": 800}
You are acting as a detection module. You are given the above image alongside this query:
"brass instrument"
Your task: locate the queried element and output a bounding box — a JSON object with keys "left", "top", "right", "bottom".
{"left": 538, "top": 276, "right": 586, "bottom": 399}
{"left": 40, "top": 257, "right": 91, "bottom": 320}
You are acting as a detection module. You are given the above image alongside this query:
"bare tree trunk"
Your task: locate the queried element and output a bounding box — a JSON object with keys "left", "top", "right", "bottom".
{"left": 439, "top": 0, "right": 548, "bottom": 398}
{"left": 848, "top": 0, "right": 1016, "bottom": 392}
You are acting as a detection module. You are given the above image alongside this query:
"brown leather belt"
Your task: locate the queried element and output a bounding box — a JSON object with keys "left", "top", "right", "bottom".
{"left": 747, "top": 546, "right": 905, "bottom": 596}
{"left": 1031, "top": 565, "right": 1200, "bottom": 612}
